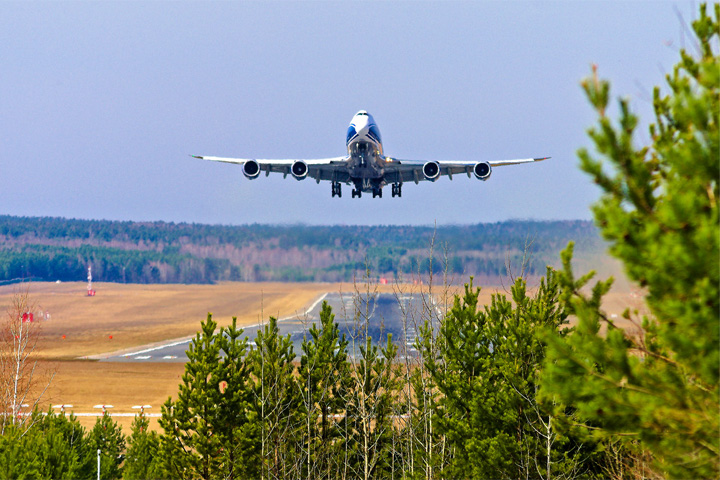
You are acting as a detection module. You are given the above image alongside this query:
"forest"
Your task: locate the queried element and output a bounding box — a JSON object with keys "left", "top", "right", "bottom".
{"left": 0, "top": 216, "right": 604, "bottom": 284}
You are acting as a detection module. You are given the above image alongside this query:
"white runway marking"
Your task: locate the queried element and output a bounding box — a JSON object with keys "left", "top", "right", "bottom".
{"left": 302, "top": 292, "right": 328, "bottom": 319}
{"left": 121, "top": 339, "right": 193, "bottom": 358}
{"left": 66, "top": 412, "right": 162, "bottom": 418}
{"left": 115, "top": 292, "right": 330, "bottom": 359}
{"left": 14, "top": 412, "right": 161, "bottom": 418}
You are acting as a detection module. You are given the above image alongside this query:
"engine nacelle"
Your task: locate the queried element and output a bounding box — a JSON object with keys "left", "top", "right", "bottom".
{"left": 422, "top": 161, "right": 441, "bottom": 181}
{"left": 291, "top": 160, "right": 309, "bottom": 180}
{"left": 243, "top": 160, "right": 261, "bottom": 179}
{"left": 473, "top": 161, "right": 492, "bottom": 181}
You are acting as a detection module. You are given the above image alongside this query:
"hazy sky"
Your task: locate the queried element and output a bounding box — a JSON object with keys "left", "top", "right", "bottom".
{"left": 1, "top": 1, "right": 695, "bottom": 226}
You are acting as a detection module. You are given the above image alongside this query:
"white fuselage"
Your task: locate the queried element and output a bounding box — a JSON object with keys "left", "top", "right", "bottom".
{"left": 345, "top": 111, "right": 386, "bottom": 189}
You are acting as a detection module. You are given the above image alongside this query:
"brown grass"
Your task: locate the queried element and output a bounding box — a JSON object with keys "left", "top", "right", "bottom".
{"left": 0, "top": 281, "right": 342, "bottom": 359}
{"left": 33, "top": 360, "right": 184, "bottom": 433}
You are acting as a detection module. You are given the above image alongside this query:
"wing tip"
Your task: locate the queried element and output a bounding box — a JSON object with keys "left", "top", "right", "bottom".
{"left": 190, "top": 155, "right": 204, "bottom": 159}
{"left": 535, "top": 156, "right": 551, "bottom": 161}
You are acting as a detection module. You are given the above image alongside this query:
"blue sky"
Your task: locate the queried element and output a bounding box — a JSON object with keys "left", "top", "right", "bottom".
{"left": 1, "top": 1, "right": 694, "bottom": 226}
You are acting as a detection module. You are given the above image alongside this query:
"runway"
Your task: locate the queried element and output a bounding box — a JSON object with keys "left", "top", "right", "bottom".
{"left": 101, "top": 292, "right": 441, "bottom": 363}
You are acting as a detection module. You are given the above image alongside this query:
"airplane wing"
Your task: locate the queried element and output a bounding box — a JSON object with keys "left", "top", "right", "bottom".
{"left": 382, "top": 157, "right": 550, "bottom": 184}
{"left": 191, "top": 155, "right": 352, "bottom": 183}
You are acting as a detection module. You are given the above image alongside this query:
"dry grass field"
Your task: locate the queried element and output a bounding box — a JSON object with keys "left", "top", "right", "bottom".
{"left": 33, "top": 360, "right": 185, "bottom": 433}
{"left": 1, "top": 281, "right": 342, "bottom": 359}
{"left": 2, "top": 280, "right": 641, "bottom": 434}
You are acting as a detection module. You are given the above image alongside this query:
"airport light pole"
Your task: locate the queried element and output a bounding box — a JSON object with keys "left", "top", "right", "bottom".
{"left": 97, "top": 448, "right": 100, "bottom": 480}
{"left": 51, "top": 404, "right": 73, "bottom": 414}
{"left": 93, "top": 404, "right": 114, "bottom": 415}
{"left": 131, "top": 404, "right": 152, "bottom": 415}
{"left": 16, "top": 404, "right": 29, "bottom": 422}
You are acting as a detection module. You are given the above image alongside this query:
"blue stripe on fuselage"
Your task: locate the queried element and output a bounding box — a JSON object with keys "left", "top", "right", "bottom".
{"left": 366, "top": 128, "right": 380, "bottom": 145}
{"left": 346, "top": 125, "right": 382, "bottom": 147}
{"left": 346, "top": 125, "right": 356, "bottom": 144}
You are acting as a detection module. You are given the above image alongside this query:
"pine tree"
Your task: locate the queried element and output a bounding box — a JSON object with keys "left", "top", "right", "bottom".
{"left": 123, "top": 412, "right": 161, "bottom": 480}
{"left": 159, "top": 315, "right": 260, "bottom": 479}
{"left": 88, "top": 412, "right": 126, "bottom": 480}
{"left": 340, "top": 334, "right": 400, "bottom": 480}
{"left": 0, "top": 409, "right": 92, "bottom": 479}
{"left": 540, "top": 4, "right": 719, "bottom": 477}
{"left": 427, "top": 279, "right": 513, "bottom": 478}
{"left": 38, "top": 410, "right": 93, "bottom": 479}
{"left": 158, "top": 314, "right": 227, "bottom": 479}
{"left": 496, "top": 274, "right": 596, "bottom": 478}
{"left": 296, "top": 301, "right": 349, "bottom": 480}
{"left": 428, "top": 273, "right": 591, "bottom": 479}
{"left": 0, "top": 423, "right": 42, "bottom": 479}
{"left": 216, "top": 317, "right": 260, "bottom": 479}
{"left": 248, "top": 316, "right": 299, "bottom": 480}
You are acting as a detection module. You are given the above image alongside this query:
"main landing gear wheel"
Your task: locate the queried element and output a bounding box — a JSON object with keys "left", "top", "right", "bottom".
{"left": 391, "top": 183, "right": 402, "bottom": 197}
{"left": 351, "top": 188, "right": 362, "bottom": 198}
{"left": 331, "top": 182, "right": 342, "bottom": 198}
{"left": 372, "top": 188, "right": 382, "bottom": 198}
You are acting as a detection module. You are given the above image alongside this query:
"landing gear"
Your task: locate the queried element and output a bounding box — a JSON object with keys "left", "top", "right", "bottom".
{"left": 372, "top": 187, "right": 382, "bottom": 198}
{"left": 331, "top": 182, "right": 342, "bottom": 198}
{"left": 351, "top": 188, "right": 362, "bottom": 198}
{"left": 391, "top": 183, "right": 402, "bottom": 198}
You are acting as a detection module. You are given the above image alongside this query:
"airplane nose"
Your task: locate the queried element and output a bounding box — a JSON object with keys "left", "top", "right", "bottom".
{"left": 353, "top": 115, "right": 369, "bottom": 132}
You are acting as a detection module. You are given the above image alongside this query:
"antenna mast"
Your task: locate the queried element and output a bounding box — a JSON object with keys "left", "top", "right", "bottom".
{"left": 87, "top": 265, "right": 96, "bottom": 296}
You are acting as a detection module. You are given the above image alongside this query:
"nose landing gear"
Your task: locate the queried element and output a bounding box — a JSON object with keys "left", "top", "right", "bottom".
{"left": 348, "top": 181, "right": 387, "bottom": 199}
{"left": 331, "top": 182, "right": 342, "bottom": 198}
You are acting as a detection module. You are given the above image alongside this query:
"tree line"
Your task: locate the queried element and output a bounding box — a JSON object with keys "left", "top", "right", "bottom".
{"left": 0, "top": 217, "right": 603, "bottom": 284}
{"left": 0, "top": 217, "right": 599, "bottom": 253}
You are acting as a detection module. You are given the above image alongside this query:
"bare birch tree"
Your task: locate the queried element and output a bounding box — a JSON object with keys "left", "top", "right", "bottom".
{"left": 393, "top": 235, "right": 456, "bottom": 479}
{"left": 0, "top": 285, "right": 54, "bottom": 435}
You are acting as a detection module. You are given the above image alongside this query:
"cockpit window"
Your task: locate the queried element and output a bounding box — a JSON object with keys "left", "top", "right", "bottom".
{"left": 357, "top": 112, "right": 367, "bottom": 116}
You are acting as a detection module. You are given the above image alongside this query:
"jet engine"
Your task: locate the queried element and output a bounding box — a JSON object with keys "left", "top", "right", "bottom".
{"left": 473, "top": 161, "right": 492, "bottom": 181}
{"left": 291, "top": 160, "right": 309, "bottom": 180}
{"left": 243, "top": 160, "right": 261, "bottom": 179}
{"left": 422, "top": 161, "right": 441, "bottom": 181}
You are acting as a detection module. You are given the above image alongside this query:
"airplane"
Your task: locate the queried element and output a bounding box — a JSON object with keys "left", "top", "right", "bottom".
{"left": 192, "top": 110, "right": 549, "bottom": 198}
